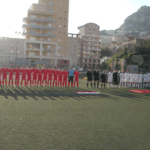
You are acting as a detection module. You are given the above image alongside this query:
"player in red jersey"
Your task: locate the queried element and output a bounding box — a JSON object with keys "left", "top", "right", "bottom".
{"left": 74, "top": 68, "right": 79, "bottom": 87}
{"left": 0, "top": 68, "right": 1, "bottom": 86}
{"left": 58, "top": 68, "right": 63, "bottom": 87}
{"left": 42, "top": 66, "right": 48, "bottom": 87}
{"left": 2, "top": 65, "right": 8, "bottom": 86}
{"left": 53, "top": 67, "right": 58, "bottom": 87}
{"left": 32, "top": 65, "right": 38, "bottom": 87}
{"left": 8, "top": 65, "right": 14, "bottom": 87}
{"left": 21, "top": 65, "right": 27, "bottom": 87}
{"left": 26, "top": 65, "right": 32, "bottom": 87}
{"left": 48, "top": 66, "right": 53, "bottom": 87}
{"left": 14, "top": 65, "right": 21, "bottom": 87}
{"left": 37, "top": 66, "right": 43, "bottom": 87}
{"left": 63, "top": 68, "right": 69, "bottom": 87}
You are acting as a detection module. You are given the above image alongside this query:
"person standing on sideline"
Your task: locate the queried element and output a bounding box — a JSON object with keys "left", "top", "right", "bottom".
{"left": 93, "top": 68, "right": 99, "bottom": 88}
{"left": 2, "top": 65, "right": 8, "bottom": 87}
{"left": 113, "top": 70, "right": 118, "bottom": 88}
{"left": 138, "top": 72, "right": 143, "bottom": 89}
{"left": 134, "top": 72, "right": 139, "bottom": 88}
{"left": 8, "top": 65, "right": 14, "bottom": 87}
{"left": 129, "top": 71, "right": 134, "bottom": 88}
{"left": 48, "top": 66, "right": 53, "bottom": 87}
{"left": 119, "top": 71, "right": 125, "bottom": 88}
{"left": 86, "top": 68, "right": 93, "bottom": 88}
{"left": 68, "top": 66, "right": 74, "bottom": 88}
{"left": 101, "top": 71, "right": 106, "bottom": 88}
{"left": 14, "top": 65, "right": 21, "bottom": 87}
{"left": 108, "top": 70, "right": 113, "bottom": 88}
{"left": 63, "top": 68, "right": 69, "bottom": 87}
{"left": 125, "top": 70, "right": 130, "bottom": 88}
{"left": 74, "top": 68, "right": 79, "bottom": 88}
{"left": 58, "top": 68, "right": 63, "bottom": 87}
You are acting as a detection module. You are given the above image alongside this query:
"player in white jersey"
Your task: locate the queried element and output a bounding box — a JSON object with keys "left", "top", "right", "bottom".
{"left": 134, "top": 72, "right": 138, "bottom": 88}
{"left": 143, "top": 73, "right": 148, "bottom": 88}
{"left": 107, "top": 70, "right": 113, "bottom": 88}
{"left": 138, "top": 72, "right": 143, "bottom": 88}
{"left": 119, "top": 71, "right": 125, "bottom": 88}
{"left": 124, "top": 70, "right": 130, "bottom": 88}
{"left": 129, "top": 71, "right": 134, "bottom": 88}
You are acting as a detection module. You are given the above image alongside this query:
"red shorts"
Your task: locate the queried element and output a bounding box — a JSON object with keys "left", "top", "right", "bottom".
{"left": 63, "top": 78, "right": 67, "bottom": 82}
{"left": 9, "top": 76, "right": 13, "bottom": 80}
{"left": 75, "top": 78, "right": 79, "bottom": 82}
{"left": 54, "top": 77, "right": 58, "bottom": 81}
{"left": 49, "top": 76, "right": 52, "bottom": 80}
{"left": 59, "top": 79, "right": 62, "bottom": 82}
{"left": 28, "top": 76, "right": 31, "bottom": 81}
{"left": 3, "top": 75, "right": 7, "bottom": 80}
{"left": 33, "top": 76, "right": 37, "bottom": 80}
{"left": 22, "top": 76, "right": 26, "bottom": 80}
{"left": 38, "top": 76, "right": 42, "bottom": 81}
{"left": 15, "top": 76, "right": 20, "bottom": 80}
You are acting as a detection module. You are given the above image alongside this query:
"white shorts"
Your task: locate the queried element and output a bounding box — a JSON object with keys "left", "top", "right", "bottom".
{"left": 125, "top": 79, "right": 130, "bottom": 82}
{"left": 108, "top": 78, "right": 112, "bottom": 82}
{"left": 120, "top": 79, "right": 124, "bottom": 83}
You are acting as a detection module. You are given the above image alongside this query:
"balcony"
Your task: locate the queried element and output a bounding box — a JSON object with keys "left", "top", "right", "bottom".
{"left": 26, "top": 55, "right": 40, "bottom": 59}
{"left": 22, "top": 24, "right": 57, "bottom": 30}
{"left": 82, "top": 48, "right": 101, "bottom": 51}
{"left": 28, "top": 10, "right": 56, "bottom": 16}
{"left": 43, "top": 49, "right": 55, "bottom": 52}
{"left": 23, "top": 17, "right": 57, "bottom": 23}
{"left": 83, "top": 38, "right": 100, "bottom": 42}
{"left": 27, "top": 47, "right": 40, "bottom": 51}
{"left": 22, "top": 32, "right": 56, "bottom": 38}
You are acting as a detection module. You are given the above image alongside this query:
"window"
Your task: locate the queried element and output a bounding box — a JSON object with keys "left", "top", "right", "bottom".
{"left": 43, "top": 3, "right": 45, "bottom": 5}
{"left": 48, "top": 38, "right": 51, "bottom": 41}
{"left": 60, "top": 10, "right": 62, "bottom": 13}
{"left": 50, "top": 2, "right": 53, "bottom": 5}
{"left": 64, "top": 11, "right": 67, "bottom": 13}
{"left": 58, "top": 39, "right": 61, "bottom": 42}
{"left": 49, "top": 9, "right": 53, "bottom": 12}
{"left": 64, "top": 60, "right": 67, "bottom": 64}
{"left": 59, "top": 25, "right": 62, "bottom": 28}
{"left": 48, "top": 45, "right": 51, "bottom": 49}
{"left": 60, "top": 3, "right": 63, "bottom": 6}
{"left": 64, "top": 32, "right": 65, "bottom": 34}
{"left": 89, "top": 29, "right": 91, "bottom": 30}
{"left": 48, "top": 23, "right": 52, "bottom": 27}
{"left": 48, "top": 31, "right": 51, "bottom": 34}
{"left": 30, "top": 15, "right": 37, "bottom": 18}
{"left": 59, "top": 17, "right": 62, "bottom": 20}
{"left": 57, "top": 60, "right": 60, "bottom": 63}
{"left": 58, "top": 53, "right": 60, "bottom": 56}
{"left": 64, "top": 18, "right": 66, "bottom": 20}
{"left": 58, "top": 46, "right": 61, "bottom": 49}
{"left": 49, "top": 16, "right": 52, "bottom": 20}
{"left": 64, "top": 25, "right": 66, "bottom": 27}
{"left": 59, "top": 32, "right": 61, "bottom": 35}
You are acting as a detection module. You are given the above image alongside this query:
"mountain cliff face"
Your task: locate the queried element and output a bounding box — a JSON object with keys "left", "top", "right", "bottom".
{"left": 119, "top": 6, "right": 150, "bottom": 32}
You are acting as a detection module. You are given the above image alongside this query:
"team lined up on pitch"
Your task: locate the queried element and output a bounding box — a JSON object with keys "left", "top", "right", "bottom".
{"left": 0, "top": 65, "right": 79, "bottom": 87}
{"left": 86, "top": 68, "right": 150, "bottom": 89}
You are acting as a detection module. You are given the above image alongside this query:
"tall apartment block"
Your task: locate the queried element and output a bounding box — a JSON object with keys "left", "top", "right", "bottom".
{"left": 22, "top": 0, "right": 71, "bottom": 67}
{"left": 78, "top": 23, "right": 101, "bottom": 69}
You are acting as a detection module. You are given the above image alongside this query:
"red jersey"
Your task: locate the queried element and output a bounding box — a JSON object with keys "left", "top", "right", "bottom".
{"left": 14, "top": 68, "right": 21, "bottom": 76}
{"left": 27, "top": 69, "right": 32, "bottom": 76}
{"left": 63, "top": 71, "right": 69, "bottom": 79}
{"left": 21, "top": 68, "right": 27, "bottom": 77}
{"left": 0, "top": 68, "right": 2, "bottom": 79}
{"left": 58, "top": 71, "right": 63, "bottom": 80}
{"left": 74, "top": 71, "right": 79, "bottom": 81}
{"left": 2, "top": 68, "right": 8, "bottom": 77}
{"left": 8, "top": 68, "right": 14, "bottom": 79}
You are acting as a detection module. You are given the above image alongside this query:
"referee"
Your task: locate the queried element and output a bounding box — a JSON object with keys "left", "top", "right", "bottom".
{"left": 86, "top": 68, "right": 93, "bottom": 88}
{"left": 68, "top": 66, "right": 75, "bottom": 88}
{"left": 93, "top": 68, "right": 100, "bottom": 88}
{"left": 113, "top": 69, "right": 118, "bottom": 88}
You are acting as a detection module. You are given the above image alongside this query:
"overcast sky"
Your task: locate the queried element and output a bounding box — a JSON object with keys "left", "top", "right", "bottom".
{"left": 0, "top": 0, "right": 149, "bottom": 38}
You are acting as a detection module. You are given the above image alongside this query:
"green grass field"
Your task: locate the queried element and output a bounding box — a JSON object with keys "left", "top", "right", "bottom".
{"left": 0, "top": 79, "right": 150, "bottom": 150}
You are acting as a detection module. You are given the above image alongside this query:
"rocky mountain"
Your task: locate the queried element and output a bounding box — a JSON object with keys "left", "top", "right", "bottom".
{"left": 119, "top": 6, "right": 150, "bottom": 32}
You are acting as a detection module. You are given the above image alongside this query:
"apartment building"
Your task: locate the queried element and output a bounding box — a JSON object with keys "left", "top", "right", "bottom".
{"left": 22, "top": 0, "right": 71, "bottom": 67}
{"left": 78, "top": 23, "right": 101, "bottom": 69}
{"left": 67, "top": 33, "right": 81, "bottom": 67}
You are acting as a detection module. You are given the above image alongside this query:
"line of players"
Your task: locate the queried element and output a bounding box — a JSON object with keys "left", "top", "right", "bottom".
{"left": 108, "top": 70, "right": 150, "bottom": 88}
{"left": 0, "top": 65, "right": 79, "bottom": 87}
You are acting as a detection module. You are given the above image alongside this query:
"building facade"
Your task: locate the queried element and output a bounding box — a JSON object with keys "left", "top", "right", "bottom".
{"left": 77, "top": 23, "right": 101, "bottom": 69}
{"left": 22, "top": 0, "right": 71, "bottom": 67}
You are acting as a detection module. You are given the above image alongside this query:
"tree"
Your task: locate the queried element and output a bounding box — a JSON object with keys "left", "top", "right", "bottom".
{"left": 100, "top": 48, "right": 112, "bottom": 58}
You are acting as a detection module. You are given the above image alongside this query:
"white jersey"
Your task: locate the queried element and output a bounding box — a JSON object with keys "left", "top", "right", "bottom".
{"left": 130, "top": 74, "right": 134, "bottom": 82}
{"left": 125, "top": 72, "right": 130, "bottom": 82}
{"left": 143, "top": 74, "right": 148, "bottom": 82}
{"left": 120, "top": 73, "right": 125, "bottom": 82}
{"left": 138, "top": 74, "right": 143, "bottom": 83}
{"left": 108, "top": 72, "right": 113, "bottom": 82}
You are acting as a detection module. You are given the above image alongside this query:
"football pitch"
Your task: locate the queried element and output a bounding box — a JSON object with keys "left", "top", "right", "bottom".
{"left": 0, "top": 79, "right": 150, "bottom": 150}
